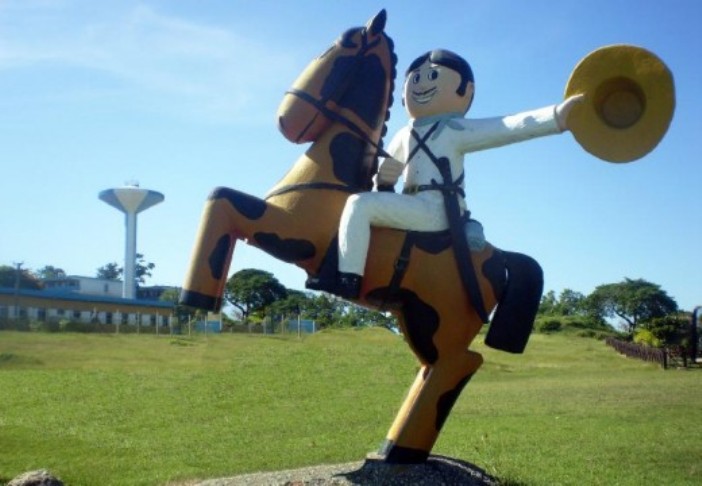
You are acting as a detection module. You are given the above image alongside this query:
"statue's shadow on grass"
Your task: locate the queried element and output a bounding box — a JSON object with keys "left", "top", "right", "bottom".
{"left": 341, "top": 455, "right": 504, "bottom": 485}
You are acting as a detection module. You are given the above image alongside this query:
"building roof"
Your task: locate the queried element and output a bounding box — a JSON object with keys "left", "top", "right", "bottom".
{"left": 0, "top": 287, "right": 173, "bottom": 309}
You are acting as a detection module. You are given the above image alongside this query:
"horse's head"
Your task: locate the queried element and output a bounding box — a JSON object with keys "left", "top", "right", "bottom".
{"left": 277, "top": 9, "right": 396, "bottom": 144}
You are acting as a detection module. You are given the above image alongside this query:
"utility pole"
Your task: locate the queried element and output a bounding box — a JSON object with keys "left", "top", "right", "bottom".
{"left": 12, "top": 261, "right": 23, "bottom": 320}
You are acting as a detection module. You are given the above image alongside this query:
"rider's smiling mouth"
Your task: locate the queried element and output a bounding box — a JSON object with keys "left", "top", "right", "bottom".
{"left": 411, "top": 87, "right": 437, "bottom": 104}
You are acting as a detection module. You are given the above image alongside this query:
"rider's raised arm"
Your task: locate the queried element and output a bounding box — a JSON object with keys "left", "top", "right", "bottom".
{"left": 453, "top": 104, "right": 562, "bottom": 154}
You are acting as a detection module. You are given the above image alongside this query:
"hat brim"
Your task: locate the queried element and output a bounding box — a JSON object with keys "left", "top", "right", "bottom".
{"left": 565, "top": 45, "right": 675, "bottom": 163}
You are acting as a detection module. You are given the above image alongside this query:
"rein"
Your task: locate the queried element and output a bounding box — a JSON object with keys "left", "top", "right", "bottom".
{"left": 285, "top": 88, "right": 391, "bottom": 160}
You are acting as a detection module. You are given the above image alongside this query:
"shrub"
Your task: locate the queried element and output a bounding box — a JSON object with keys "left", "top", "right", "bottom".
{"left": 576, "top": 330, "right": 612, "bottom": 340}
{"left": 11, "top": 320, "right": 31, "bottom": 332}
{"left": 634, "top": 328, "right": 661, "bottom": 348}
{"left": 59, "top": 319, "right": 96, "bottom": 333}
{"left": 641, "top": 316, "right": 688, "bottom": 347}
{"left": 29, "top": 320, "right": 60, "bottom": 333}
{"left": 537, "top": 319, "right": 562, "bottom": 333}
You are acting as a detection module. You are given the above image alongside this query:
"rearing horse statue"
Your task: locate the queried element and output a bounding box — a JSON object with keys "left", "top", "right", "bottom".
{"left": 181, "top": 10, "right": 542, "bottom": 464}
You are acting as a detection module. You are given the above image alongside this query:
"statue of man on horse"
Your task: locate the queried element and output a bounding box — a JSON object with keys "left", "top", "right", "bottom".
{"left": 179, "top": 9, "right": 674, "bottom": 465}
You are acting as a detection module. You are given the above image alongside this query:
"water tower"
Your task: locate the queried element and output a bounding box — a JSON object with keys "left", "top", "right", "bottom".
{"left": 99, "top": 182, "right": 164, "bottom": 299}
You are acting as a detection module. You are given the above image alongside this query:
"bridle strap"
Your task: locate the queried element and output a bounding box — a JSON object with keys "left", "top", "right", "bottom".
{"left": 285, "top": 88, "right": 391, "bottom": 159}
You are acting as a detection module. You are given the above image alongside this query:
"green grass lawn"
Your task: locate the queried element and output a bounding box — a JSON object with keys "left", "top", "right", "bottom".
{"left": 1, "top": 329, "right": 700, "bottom": 485}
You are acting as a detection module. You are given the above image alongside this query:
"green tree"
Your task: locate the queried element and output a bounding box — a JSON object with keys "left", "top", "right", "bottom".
{"left": 0, "top": 264, "right": 42, "bottom": 290}
{"left": 224, "top": 269, "right": 287, "bottom": 323}
{"left": 336, "top": 302, "right": 396, "bottom": 328}
{"left": 558, "top": 289, "right": 586, "bottom": 316}
{"left": 301, "top": 293, "right": 339, "bottom": 328}
{"left": 96, "top": 262, "right": 122, "bottom": 280}
{"left": 539, "top": 289, "right": 585, "bottom": 316}
{"left": 267, "top": 289, "right": 309, "bottom": 320}
{"left": 538, "top": 290, "right": 558, "bottom": 315}
{"left": 36, "top": 265, "right": 66, "bottom": 280}
{"left": 96, "top": 254, "right": 155, "bottom": 284}
{"left": 134, "top": 254, "right": 155, "bottom": 284}
{"left": 638, "top": 314, "right": 690, "bottom": 348}
{"left": 585, "top": 278, "right": 678, "bottom": 334}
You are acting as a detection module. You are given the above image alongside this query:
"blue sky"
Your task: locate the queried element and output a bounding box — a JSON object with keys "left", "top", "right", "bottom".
{"left": 1, "top": 0, "right": 700, "bottom": 312}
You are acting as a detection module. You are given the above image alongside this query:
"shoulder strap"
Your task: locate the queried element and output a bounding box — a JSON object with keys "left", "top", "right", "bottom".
{"left": 409, "top": 127, "right": 489, "bottom": 323}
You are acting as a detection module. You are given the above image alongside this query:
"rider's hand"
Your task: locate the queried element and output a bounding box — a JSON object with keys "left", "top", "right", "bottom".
{"left": 377, "top": 157, "right": 404, "bottom": 185}
{"left": 555, "top": 94, "right": 585, "bottom": 132}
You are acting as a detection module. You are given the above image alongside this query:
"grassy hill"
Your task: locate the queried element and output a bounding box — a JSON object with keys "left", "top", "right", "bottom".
{"left": 1, "top": 329, "right": 700, "bottom": 485}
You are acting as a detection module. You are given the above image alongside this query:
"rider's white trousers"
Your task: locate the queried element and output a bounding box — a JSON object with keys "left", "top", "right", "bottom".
{"left": 338, "top": 191, "right": 449, "bottom": 276}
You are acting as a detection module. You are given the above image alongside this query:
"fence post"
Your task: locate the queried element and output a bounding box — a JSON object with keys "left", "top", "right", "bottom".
{"left": 692, "top": 306, "right": 700, "bottom": 364}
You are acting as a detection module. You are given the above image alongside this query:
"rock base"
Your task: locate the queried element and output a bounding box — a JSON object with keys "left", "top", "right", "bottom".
{"left": 196, "top": 455, "right": 498, "bottom": 485}
{"left": 7, "top": 470, "right": 64, "bottom": 486}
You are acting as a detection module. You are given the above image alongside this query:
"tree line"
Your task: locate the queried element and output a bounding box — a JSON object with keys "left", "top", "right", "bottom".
{"left": 212, "top": 269, "right": 688, "bottom": 339}
{"left": 536, "top": 278, "right": 691, "bottom": 349}
{"left": 0, "top": 256, "right": 156, "bottom": 290}
{"left": 217, "top": 268, "right": 395, "bottom": 329}
{"left": 2, "top": 261, "right": 691, "bottom": 342}
{"left": 538, "top": 278, "right": 678, "bottom": 331}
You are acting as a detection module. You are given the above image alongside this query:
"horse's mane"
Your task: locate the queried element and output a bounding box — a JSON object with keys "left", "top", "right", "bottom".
{"left": 375, "top": 32, "right": 397, "bottom": 188}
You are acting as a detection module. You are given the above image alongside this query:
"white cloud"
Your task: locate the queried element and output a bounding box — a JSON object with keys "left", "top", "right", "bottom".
{"left": 0, "top": 2, "right": 298, "bottom": 123}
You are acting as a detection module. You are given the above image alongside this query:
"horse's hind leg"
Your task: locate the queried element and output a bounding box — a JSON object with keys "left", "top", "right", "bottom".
{"left": 379, "top": 349, "right": 483, "bottom": 463}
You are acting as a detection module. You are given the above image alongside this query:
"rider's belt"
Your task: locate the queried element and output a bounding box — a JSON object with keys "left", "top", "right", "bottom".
{"left": 403, "top": 184, "right": 465, "bottom": 198}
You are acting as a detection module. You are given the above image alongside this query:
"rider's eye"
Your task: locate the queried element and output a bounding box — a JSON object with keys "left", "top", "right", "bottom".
{"left": 412, "top": 72, "right": 421, "bottom": 84}
{"left": 428, "top": 69, "right": 439, "bottom": 81}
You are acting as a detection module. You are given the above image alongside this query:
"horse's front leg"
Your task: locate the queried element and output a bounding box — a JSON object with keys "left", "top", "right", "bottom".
{"left": 180, "top": 187, "right": 317, "bottom": 311}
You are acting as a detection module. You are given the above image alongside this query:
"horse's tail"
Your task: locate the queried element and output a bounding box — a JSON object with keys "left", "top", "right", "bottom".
{"left": 485, "top": 251, "right": 544, "bottom": 353}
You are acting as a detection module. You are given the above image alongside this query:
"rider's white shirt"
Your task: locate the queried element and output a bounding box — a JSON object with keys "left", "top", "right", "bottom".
{"left": 382, "top": 105, "right": 561, "bottom": 210}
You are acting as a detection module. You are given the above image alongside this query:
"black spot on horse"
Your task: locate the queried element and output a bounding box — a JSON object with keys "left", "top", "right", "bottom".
{"left": 329, "top": 132, "right": 367, "bottom": 189}
{"left": 254, "top": 232, "right": 316, "bottom": 263}
{"left": 210, "top": 187, "right": 267, "bottom": 220}
{"left": 411, "top": 229, "right": 452, "bottom": 255}
{"left": 366, "top": 288, "right": 440, "bottom": 364}
{"left": 435, "top": 374, "right": 473, "bottom": 431}
{"left": 209, "top": 234, "right": 232, "bottom": 280}
{"left": 322, "top": 54, "right": 385, "bottom": 127}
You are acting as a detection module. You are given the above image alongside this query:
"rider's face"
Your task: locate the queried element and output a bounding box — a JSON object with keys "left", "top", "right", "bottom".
{"left": 404, "top": 60, "right": 473, "bottom": 119}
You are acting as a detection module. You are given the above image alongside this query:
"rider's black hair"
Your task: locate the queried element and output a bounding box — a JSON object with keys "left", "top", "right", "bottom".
{"left": 406, "top": 49, "right": 474, "bottom": 96}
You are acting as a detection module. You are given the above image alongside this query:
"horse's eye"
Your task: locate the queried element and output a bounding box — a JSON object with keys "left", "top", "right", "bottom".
{"left": 428, "top": 69, "right": 439, "bottom": 81}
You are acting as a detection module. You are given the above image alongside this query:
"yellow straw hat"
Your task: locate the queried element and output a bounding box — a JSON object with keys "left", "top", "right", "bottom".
{"left": 565, "top": 44, "right": 675, "bottom": 163}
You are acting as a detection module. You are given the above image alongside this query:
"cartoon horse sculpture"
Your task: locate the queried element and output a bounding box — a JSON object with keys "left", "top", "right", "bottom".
{"left": 181, "top": 10, "right": 543, "bottom": 464}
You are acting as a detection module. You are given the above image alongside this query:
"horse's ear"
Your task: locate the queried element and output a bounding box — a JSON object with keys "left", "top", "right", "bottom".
{"left": 367, "top": 9, "right": 386, "bottom": 36}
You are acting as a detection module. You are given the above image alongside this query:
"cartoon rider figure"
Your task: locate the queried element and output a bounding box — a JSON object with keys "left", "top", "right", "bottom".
{"left": 309, "top": 49, "right": 581, "bottom": 299}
